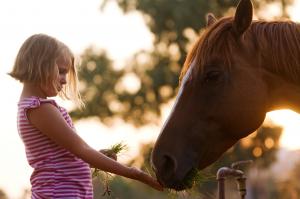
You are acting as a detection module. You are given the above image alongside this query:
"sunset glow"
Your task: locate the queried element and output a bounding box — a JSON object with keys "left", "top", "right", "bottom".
{"left": 2, "top": 0, "right": 300, "bottom": 198}
{"left": 267, "top": 110, "right": 300, "bottom": 150}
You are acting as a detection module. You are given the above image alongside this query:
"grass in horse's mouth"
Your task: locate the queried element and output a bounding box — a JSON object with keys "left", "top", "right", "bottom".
{"left": 182, "top": 168, "right": 213, "bottom": 188}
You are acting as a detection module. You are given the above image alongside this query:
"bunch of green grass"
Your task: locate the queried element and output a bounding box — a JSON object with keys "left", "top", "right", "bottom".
{"left": 92, "top": 142, "right": 128, "bottom": 177}
{"left": 92, "top": 142, "right": 128, "bottom": 196}
{"left": 109, "top": 142, "right": 128, "bottom": 154}
{"left": 183, "top": 168, "right": 214, "bottom": 188}
{"left": 164, "top": 168, "right": 214, "bottom": 198}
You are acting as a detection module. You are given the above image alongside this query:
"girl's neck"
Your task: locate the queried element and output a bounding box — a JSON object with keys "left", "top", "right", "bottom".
{"left": 21, "top": 82, "right": 47, "bottom": 99}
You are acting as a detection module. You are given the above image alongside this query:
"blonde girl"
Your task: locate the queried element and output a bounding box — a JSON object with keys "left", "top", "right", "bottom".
{"left": 9, "top": 34, "right": 163, "bottom": 198}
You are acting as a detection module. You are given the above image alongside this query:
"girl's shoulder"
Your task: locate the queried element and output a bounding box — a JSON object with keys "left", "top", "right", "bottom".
{"left": 18, "top": 96, "right": 60, "bottom": 110}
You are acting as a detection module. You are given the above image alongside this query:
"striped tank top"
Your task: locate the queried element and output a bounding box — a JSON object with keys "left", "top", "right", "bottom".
{"left": 17, "top": 96, "right": 93, "bottom": 198}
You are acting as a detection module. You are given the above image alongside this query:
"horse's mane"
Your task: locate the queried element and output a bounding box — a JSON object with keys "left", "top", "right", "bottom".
{"left": 180, "top": 17, "right": 300, "bottom": 85}
{"left": 249, "top": 20, "right": 300, "bottom": 84}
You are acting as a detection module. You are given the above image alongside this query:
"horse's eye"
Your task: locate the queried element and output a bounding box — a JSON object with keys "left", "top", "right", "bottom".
{"left": 204, "top": 71, "right": 222, "bottom": 83}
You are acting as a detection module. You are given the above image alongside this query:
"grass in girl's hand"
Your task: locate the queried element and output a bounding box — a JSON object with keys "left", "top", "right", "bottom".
{"left": 109, "top": 142, "right": 128, "bottom": 154}
{"left": 92, "top": 142, "right": 128, "bottom": 196}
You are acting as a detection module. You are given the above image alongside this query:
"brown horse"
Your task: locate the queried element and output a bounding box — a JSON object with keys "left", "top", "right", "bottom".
{"left": 151, "top": 0, "right": 300, "bottom": 190}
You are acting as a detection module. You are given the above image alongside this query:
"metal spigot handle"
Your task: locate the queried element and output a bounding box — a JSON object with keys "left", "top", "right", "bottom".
{"left": 236, "top": 176, "right": 247, "bottom": 199}
{"left": 231, "top": 160, "right": 253, "bottom": 170}
{"left": 232, "top": 160, "right": 252, "bottom": 199}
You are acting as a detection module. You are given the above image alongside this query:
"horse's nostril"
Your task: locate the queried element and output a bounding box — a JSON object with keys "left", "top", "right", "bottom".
{"left": 163, "top": 155, "right": 175, "bottom": 170}
{"left": 161, "top": 154, "right": 177, "bottom": 179}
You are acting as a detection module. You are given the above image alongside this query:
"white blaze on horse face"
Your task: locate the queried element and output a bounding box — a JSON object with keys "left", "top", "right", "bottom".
{"left": 160, "top": 60, "right": 196, "bottom": 132}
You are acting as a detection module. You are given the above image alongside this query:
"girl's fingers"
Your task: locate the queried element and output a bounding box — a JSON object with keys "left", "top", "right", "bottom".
{"left": 99, "top": 149, "right": 118, "bottom": 161}
{"left": 127, "top": 167, "right": 164, "bottom": 191}
{"left": 139, "top": 171, "right": 164, "bottom": 191}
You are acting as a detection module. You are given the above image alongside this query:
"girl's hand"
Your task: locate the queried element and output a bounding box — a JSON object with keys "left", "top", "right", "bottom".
{"left": 100, "top": 149, "right": 117, "bottom": 161}
{"left": 130, "top": 167, "right": 164, "bottom": 191}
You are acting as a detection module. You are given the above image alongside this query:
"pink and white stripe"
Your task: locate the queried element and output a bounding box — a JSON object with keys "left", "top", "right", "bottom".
{"left": 17, "top": 96, "right": 93, "bottom": 198}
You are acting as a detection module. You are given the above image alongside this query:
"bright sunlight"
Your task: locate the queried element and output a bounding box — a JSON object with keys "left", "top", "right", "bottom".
{"left": 268, "top": 110, "right": 300, "bottom": 150}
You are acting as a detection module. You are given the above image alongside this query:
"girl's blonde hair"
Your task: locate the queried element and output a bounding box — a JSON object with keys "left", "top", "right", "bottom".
{"left": 9, "top": 34, "right": 84, "bottom": 108}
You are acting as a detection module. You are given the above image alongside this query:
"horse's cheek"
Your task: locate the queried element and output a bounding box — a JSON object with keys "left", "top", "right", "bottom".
{"left": 220, "top": 80, "right": 267, "bottom": 136}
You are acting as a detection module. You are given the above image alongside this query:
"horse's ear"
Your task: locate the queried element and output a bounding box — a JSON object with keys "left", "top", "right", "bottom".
{"left": 233, "top": 0, "right": 253, "bottom": 36}
{"left": 206, "top": 13, "right": 217, "bottom": 27}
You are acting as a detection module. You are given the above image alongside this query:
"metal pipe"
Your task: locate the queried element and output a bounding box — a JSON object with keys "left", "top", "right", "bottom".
{"left": 217, "top": 160, "right": 252, "bottom": 199}
{"left": 217, "top": 167, "right": 244, "bottom": 199}
{"left": 217, "top": 177, "right": 225, "bottom": 199}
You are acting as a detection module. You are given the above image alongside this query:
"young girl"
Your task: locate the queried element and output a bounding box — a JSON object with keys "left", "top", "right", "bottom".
{"left": 9, "top": 34, "right": 163, "bottom": 198}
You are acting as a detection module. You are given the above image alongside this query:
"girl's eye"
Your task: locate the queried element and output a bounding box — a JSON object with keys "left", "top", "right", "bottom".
{"left": 59, "top": 69, "right": 68, "bottom": 75}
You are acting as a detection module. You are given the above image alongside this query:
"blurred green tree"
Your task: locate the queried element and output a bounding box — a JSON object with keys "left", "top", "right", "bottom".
{"left": 71, "top": 0, "right": 293, "bottom": 126}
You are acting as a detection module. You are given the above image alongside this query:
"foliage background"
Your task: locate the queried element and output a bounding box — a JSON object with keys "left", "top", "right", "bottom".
{"left": 1, "top": 0, "right": 296, "bottom": 198}
{"left": 72, "top": 0, "right": 295, "bottom": 198}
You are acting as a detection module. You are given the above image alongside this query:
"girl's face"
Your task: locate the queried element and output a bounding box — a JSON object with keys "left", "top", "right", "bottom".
{"left": 41, "top": 57, "right": 70, "bottom": 97}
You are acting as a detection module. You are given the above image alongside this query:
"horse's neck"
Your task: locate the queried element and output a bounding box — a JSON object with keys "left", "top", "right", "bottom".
{"left": 266, "top": 72, "right": 300, "bottom": 113}
{"left": 253, "top": 22, "right": 300, "bottom": 112}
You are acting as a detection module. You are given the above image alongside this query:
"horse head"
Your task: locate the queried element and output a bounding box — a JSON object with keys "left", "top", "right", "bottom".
{"left": 152, "top": 0, "right": 269, "bottom": 190}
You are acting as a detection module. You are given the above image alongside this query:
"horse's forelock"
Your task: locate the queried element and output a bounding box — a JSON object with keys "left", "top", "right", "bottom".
{"left": 179, "top": 17, "right": 236, "bottom": 86}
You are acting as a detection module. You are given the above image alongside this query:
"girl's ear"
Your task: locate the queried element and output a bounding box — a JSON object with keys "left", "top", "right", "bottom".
{"left": 233, "top": 0, "right": 253, "bottom": 36}
{"left": 206, "top": 13, "right": 217, "bottom": 27}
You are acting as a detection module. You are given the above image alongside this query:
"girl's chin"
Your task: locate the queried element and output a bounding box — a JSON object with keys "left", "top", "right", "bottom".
{"left": 47, "top": 91, "right": 59, "bottom": 97}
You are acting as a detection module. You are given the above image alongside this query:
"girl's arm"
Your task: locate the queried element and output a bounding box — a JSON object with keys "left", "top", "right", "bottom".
{"left": 27, "top": 103, "right": 163, "bottom": 191}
